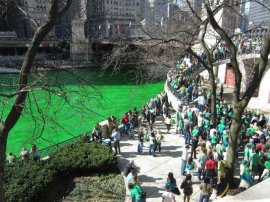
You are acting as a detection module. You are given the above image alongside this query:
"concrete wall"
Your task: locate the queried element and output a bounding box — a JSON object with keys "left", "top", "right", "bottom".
{"left": 215, "top": 178, "right": 270, "bottom": 202}
{"left": 258, "top": 68, "right": 270, "bottom": 104}
{"left": 164, "top": 81, "right": 182, "bottom": 111}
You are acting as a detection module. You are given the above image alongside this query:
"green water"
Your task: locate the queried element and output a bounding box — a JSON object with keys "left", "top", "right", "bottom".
{"left": 0, "top": 69, "right": 164, "bottom": 155}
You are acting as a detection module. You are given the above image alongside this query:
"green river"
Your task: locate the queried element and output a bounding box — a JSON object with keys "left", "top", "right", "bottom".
{"left": 0, "top": 68, "right": 164, "bottom": 155}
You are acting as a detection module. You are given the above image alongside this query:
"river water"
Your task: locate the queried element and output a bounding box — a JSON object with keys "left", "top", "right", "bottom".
{"left": 0, "top": 68, "right": 164, "bottom": 155}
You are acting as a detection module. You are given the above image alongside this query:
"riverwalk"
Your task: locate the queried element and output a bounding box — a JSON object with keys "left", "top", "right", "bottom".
{"left": 117, "top": 114, "right": 213, "bottom": 202}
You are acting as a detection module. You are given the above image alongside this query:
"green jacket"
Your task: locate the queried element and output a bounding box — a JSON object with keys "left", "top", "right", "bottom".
{"left": 130, "top": 183, "right": 143, "bottom": 200}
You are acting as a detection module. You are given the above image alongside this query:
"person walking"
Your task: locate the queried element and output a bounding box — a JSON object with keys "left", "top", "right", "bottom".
{"left": 129, "top": 174, "right": 146, "bottom": 202}
{"left": 180, "top": 174, "right": 193, "bottom": 202}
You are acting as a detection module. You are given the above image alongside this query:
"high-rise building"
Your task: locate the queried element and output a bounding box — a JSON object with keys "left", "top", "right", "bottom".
{"left": 22, "top": 0, "right": 53, "bottom": 39}
{"left": 87, "top": 0, "right": 146, "bottom": 40}
{"left": 248, "top": 0, "right": 270, "bottom": 38}
{"left": 56, "top": 0, "right": 86, "bottom": 40}
{"left": 239, "top": 0, "right": 249, "bottom": 34}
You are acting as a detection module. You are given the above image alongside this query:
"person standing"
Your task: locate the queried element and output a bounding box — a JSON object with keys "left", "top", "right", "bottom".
{"left": 149, "top": 132, "right": 157, "bottom": 157}
{"left": 111, "top": 127, "right": 121, "bottom": 154}
{"left": 205, "top": 155, "right": 216, "bottom": 185}
{"left": 219, "top": 84, "right": 224, "bottom": 100}
{"left": 156, "top": 130, "right": 164, "bottom": 152}
{"left": 137, "top": 127, "right": 144, "bottom": 154}
{"left": 165, "top": 172, "right": 177, "bottom": 193}
{"left": 165, "top": 115, "right": 173, "bottom": 133}
{"left": 183, "top": 115, "right": 191, "bottom": 145}
{"left": 190, "top": 135, "right": 199, "bottom": 159}
{"left": 181, "top": 145, "right": 190, "bottom": 175}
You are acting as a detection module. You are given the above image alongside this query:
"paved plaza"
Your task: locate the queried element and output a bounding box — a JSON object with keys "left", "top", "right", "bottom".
{"left": 117, "top": 114, "right": 214, "bottom": 202}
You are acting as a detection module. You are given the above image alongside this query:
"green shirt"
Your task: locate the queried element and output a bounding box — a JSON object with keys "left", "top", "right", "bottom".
{"left": 251, "top": 153, "right": 260, "bottom": 166}
{"left": 188, "top": 161, "right": 195, "bottom": 170}
{"left": 130, "top": 184, "right": 143, "bottom": 200}
{"left": 192, "top": 129, "right": 199, "bottom": 137}
{"left": 218, "top": 123, "right": 226, "bottom": 133}
{"left": 204, "top": 119, "right": 210, "bottom": 129}
{"left": 247, "top": 128, "right": 255, "bottom": 136}
{"left": 211, "top": 135, "right": 218, "bottom": 145}
{"left": 244, "top": 147, "right": 250, "bottom": 161}
{"left": 187, "top": 112, "right": 193, "bottom": 121}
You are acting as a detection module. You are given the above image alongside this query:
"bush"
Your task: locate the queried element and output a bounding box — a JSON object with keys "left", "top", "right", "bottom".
{"left": 67, "top": 174, "right": 126, "bottom": 202}
{"left": 4, "top": 142, "right": 119, "bottom": 202}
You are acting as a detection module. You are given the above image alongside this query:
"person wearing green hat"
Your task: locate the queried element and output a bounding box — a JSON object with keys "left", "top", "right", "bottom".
{"left": 239, "top": 167, "right": 254, "bottom": 191}
{"left": 260, "top": 161, "right": 270, "bottom": 181}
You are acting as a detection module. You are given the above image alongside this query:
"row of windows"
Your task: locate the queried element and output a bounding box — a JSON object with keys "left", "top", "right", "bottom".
{"left": 106, "top": 0, "right": 140, "bottom": 6}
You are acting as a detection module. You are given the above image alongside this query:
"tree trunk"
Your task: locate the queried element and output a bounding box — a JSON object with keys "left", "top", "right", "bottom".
{"left": 226, "top": 105, "right": 244, "bottom": 187}
{"left": 209, "top": 72, "right": 217, "bottom": 127}
{"left": 0, "top": 1, "right": 72, "bottom": 201}
{"left": 0, "top": 133, "right": 7, "bottom": 202}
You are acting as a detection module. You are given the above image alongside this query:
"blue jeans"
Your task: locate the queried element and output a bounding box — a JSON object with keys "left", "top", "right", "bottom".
{"left": 181, "top": 159, "right": 187, "bottom": 175}
{"left": 184, "top": 131, "right": 190, "bottom": 145}
{"left": 137, "top": 141, "right": 143, "bottom": 154}
{"left": 199, "top": 194, "right": 210, "bottom": 202}
{"left": 123, "top": 123, "right": 130, "bottom": 134}
{"left": 198, "top": 168, "right": 205, "bottom": 180}
{"left": 149, "top": 144, "right": 156, "bottom": 156}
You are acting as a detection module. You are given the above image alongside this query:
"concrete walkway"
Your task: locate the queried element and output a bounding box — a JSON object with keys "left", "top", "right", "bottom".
{"left": 117, "top": 114, "right": 211, "bottom": 202}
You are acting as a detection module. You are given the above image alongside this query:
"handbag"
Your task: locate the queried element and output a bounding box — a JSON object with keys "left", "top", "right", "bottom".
{"left": 140, "top": 191, "right": 146, "bottom": 199}
{"left": 172, "top": 187, "right": 181, "bottom": 195}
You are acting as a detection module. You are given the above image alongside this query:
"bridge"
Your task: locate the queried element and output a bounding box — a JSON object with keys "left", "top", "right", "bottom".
{"left": 171, "top": 53, "right": 270, "bottom": 111}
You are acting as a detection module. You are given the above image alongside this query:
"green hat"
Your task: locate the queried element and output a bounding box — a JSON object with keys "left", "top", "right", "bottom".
{"left": 265, "top": 161, "right": 270, "bottom": 170}
{"left": 245, "top": 167, "right": 252, "bottom": 173}
{"left": 242, "top": 160, "right": 248, "bottom": 165}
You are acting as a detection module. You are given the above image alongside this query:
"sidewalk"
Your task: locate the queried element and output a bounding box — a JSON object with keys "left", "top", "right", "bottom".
{"left": 117, "top": 114, "right": 215, "bottom": 202}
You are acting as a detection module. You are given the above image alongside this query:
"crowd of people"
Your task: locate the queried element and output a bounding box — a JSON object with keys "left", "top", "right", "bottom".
{"left": 123, "top": 54, "right": 270, "bottom": 202}
{"left": 6, "top": 144, "right": 42, "bottom": 166}
{"left": 4, "top": 48, "right": 270, "bottom": 201}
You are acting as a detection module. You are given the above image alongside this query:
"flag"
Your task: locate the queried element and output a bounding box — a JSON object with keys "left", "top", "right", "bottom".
{"left": 129, "top": 21, "right": 132, "bottom": 29}
{"left": 98, "top": 24, "right": 102, "bottom": 30}
{"left": 161, "top": 17, "right": 164, "bottom": 26}
{"left": 140, "top": 19, "right": 146, "bottom": 26}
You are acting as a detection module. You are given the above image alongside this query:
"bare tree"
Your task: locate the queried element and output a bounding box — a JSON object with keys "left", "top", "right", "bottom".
{"left": 204, "top": 1, "right": 270, "bottom": 185}
{"left": 0, "top": 1, "right": 72, "bottom": 201}
{"left": 102, "top": 0, "right": 270, "bottom": 186}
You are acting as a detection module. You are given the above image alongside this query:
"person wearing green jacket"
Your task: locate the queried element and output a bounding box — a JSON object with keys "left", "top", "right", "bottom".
{"left": 128, "top": 175, "right": 146, "bottom": 202}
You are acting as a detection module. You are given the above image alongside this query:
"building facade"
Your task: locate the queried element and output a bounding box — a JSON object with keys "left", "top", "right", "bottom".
{"left": 87, "top": 0, "right": 146, "bottom": 40}
{"left": 248, "top": 0, "right": 270, "bottom": 38}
